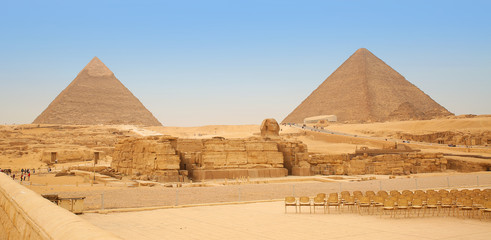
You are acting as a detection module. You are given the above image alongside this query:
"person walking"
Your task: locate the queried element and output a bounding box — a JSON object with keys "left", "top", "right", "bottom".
{"left": 12, "top": 174, "right": 15, "bottom": 180}
{"left": 28, "top": 172, "right": 31, "bottom": 181}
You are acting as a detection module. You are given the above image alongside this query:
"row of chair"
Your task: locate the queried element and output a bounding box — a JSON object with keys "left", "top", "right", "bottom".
{"left": 284, "top": 188, "right": 491, "bottom": 220}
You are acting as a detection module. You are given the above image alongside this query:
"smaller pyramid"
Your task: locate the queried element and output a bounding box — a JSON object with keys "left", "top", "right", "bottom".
{"left": 282, "top": 48, "right": 452, "bottom": 123}
{"left": 33, "top": 57, "right": 162, "bottom": 126}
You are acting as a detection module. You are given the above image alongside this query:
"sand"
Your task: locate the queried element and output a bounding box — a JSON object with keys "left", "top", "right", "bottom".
{"left": 325, "top": 115, "right": 491, "bottom": 136}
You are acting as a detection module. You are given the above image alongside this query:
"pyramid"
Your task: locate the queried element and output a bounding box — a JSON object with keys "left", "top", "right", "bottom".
{"left": 33, "top": 57, "right": 162, "bottom": 126}
{"left": 282, "top": 48, "right": 452, "bottom": 124}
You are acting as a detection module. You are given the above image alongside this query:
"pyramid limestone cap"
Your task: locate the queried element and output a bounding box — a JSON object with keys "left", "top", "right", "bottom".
{"left": 79, "top": 57, "right": 114, "bottom": 77}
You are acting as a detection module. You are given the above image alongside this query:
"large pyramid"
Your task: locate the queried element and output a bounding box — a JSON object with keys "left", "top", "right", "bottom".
{"left": 282, "top": 48, "right": 452, "bottom": 124}
{"left": 33, "top": 57, "right": 162, "bottom": 126}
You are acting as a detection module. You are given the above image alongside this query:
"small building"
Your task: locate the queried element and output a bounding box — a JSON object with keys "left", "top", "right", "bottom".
{"left": 303, "top": 115, "right": 337, "bottom": 124}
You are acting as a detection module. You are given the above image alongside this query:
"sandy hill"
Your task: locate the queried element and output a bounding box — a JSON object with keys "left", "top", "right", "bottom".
{"left": 33, "top": 57, "right": 162, "bottom": 126}
{"left": 282, "top": 48, "right": 452, "bottom": 124}
{"left": 325, "top": 115, "right": 491, "bottom": 136}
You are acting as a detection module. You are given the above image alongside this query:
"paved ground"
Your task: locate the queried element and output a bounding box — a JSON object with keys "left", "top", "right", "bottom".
{"left": 56, "top": 172, "right": 491, "bottom": 210}
{"left": 82, "top": 201, "right": 491, "bottom": 240}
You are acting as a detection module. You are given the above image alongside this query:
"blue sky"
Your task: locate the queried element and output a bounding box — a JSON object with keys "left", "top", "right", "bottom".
{"left": 1, "top": 0, "right": 490, "bottom": 126}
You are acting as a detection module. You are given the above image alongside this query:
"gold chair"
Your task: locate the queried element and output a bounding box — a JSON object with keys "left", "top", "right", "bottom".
{"left": 312, "top": 196, "right": 326, "bottom": 214}
{"left": 460, "top": 198, "right": 474, "bottom": 218}
{"left": 480, "top": 200, "right": 491, "bottom": 220}
{"left": 402, "top": 190, "right": 413, "bottom": 196}
{"left": 365, "top": 191, "right": 375, "bottom": 198}
{"left": 411, "top": 198, "right": 424, "bottom": 217}
{"left": 397, "top": 198, "right": 410, "bottom": 217}
{"left": 390, "top": 190, "right": 401, "bottom": 198}
{"left": 298, "top": 196, "right": 311, "bottom": 214}
{"left": 377, "top": 190, "right": 388, "bottom": 198}
{"left": 440, "top": 197, "right": 453, "bottom": 216}
{"left": 285, "top": 196, "right": 298, "bottom": 213}
{"left": 358, "top": 196, "right": 371, "bottom": 215}
{"left": 425, "top": 197, "right": 439, "bottom": 217}
{"left": 381, "top": 198, "right": 396, "bottom": 218}
{"left": 327, "top": 193, "right": 340, "bottom": 214}
{"left": 343, "top": 195, "right": 356, "bottom": 213}
{"left": 372, "top": 195, "right": 385, "bottom": 214}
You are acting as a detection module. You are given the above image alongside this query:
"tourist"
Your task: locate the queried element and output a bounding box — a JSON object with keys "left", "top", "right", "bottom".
{"left": 28, "top": 172, "right": 31, "bottom": 181}
{"left": 12, "top": 174, "right": 15, "bottom": 180}
{"left": 20, "top": 173, "right": 23, "bottom": 181}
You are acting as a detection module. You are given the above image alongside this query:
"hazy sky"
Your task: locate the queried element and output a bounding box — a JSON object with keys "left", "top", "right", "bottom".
{"left": 1, "top": 0, "right": 490, "bottom": 126}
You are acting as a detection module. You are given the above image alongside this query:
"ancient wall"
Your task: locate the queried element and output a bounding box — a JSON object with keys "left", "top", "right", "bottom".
{"left": 111, "top": 136, "right": 294, "bottom": 181}
{"left": 308, "top": 152, "right": 447, "bottom": 176}
{"left": 277, "top": 141, "right": 309, "bottom": 176}
{"left": 0, "top": 173, "right": 120, "bottom": 240}
{"left": 190, "top": 138, "right": 287, "bottom": 181}
{"left": 40, "top": 149, "right": 96, "bottom": 163}
{"left": 396, "top": 131, "right": 490, "bottom": 146}
{"left": 111, "top": 136, "right": 182, "bottom": 182}
{"left": 446, "top": 158, "right": 491, "bottom": 172}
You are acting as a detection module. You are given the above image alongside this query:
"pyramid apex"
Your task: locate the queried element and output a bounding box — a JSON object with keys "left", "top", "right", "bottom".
{"left": 355, "top": 48, "right": 370, "bottom": 53}
{"left": 81, "top": 56, "right": 113, "bottom": 77}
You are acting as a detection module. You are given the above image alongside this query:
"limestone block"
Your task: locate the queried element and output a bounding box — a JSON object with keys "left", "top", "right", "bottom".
{"left": 226, "top": 152, "right": 248, "bottom": 165}
{"left": 223, "top": 140, "right": 246, "bottom": 151}
{"left": 202, "top": 152, "right": 227, "bottom": 167}
{"left": 229, "top": 169, "right": 249, "bottom": 178}
{"left": 247, "top": 151, "right": 265, "bottom": 164}
{"left": 155, "top": 143, "right": 176, "bottom": 154}
{"left": 245, "top": 142, "right": 264, "bottom": 151}
{"left": 262, "top": 142, "right": 279, "bottom": 151}
{"left": 155, "top": 155, "right": 180, "bottom": 170}
{"left": 292, "top": 166, "right": 311, "bottom": 176}
{"left": 335, "top": 166, "right": 345, "bottom": 175}
{"left": 248, "top": 169, "right": 259, "bottom": 178}
{"left": 265, "top": 152, "right": 283, "bottom": 164}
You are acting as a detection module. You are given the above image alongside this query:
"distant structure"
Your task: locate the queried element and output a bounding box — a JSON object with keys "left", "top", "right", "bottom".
{"left": 282, "top": 48, "right": 453, "bottom": 124}
{"left": 304, "top": 115, "right": 337, "bottom": 124}
{"left": 33, "top": 57, "right": 162, "bottom": 126}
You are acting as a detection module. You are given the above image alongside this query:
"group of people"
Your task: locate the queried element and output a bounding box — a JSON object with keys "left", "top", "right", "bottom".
{"left": 0, "top": 168, "right": 35, "bottom": 182}
{"left": 18, "top": 168, "right": 32, "bottom": 181}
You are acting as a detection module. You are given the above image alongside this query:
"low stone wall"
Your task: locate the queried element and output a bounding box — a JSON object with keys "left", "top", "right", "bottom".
{"left": 396, "top": 131, "right": 490, "bottom": 146}
{"left": 0, "top": 173, "right": 120, "bottom": 240}
{"left": 447, "top": 158, "right": 491, "bottom": 172}
{"left": 309, "top": 153, "right": 447, "bottom": 175}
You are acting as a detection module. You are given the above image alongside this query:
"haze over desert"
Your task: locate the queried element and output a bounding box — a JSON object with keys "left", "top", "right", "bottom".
{"left": 1, "top": 1, "right": 491, "bottom": 240}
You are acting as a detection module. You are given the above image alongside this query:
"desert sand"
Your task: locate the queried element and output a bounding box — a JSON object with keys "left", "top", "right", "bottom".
{"left": 2, "top": 117, "right": 491, "bottom": 240}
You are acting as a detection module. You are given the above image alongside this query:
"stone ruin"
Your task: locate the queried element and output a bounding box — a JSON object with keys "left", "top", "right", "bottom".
{"left": 111, "top": 135, "right": 309, "bottom": 182}
{"left": 309, "top": 152, "right": 447, "bottom": 176}
{"left": 111, "top": 134, "right": 454, "bottom": 181}
{"left": 396, "top": 131, "right": 490, "bottom": 146}
{"left": 109, "top": 119, "right": 485, "bottom": 182}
